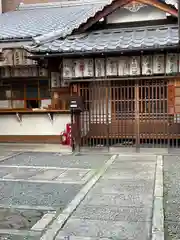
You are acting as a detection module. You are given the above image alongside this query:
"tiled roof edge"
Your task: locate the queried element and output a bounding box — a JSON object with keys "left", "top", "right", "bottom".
{"left": 24, "top": 23, "right": 179, "bottom": 54}
{"left": 32, "top": 0, "right": 111, "bottom": 46}
{"left": 17, "top": 0, "right": 110, "bottom": 10}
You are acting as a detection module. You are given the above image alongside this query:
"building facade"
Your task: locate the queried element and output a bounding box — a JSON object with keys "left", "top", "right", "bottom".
{"left": 0, "top": 0, "right": 180, "bottom": 147}
{"left": 26, "top": 0, "right": 180, "bottom": 149}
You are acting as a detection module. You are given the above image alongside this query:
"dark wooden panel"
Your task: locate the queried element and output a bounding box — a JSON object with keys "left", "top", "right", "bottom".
{"left": 0, "top": 135, "right": 60, "bottom": 143}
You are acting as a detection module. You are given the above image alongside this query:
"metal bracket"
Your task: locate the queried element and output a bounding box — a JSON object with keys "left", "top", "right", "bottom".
{"left": 47, "top": 113, "right": 53, "bottom": 123}
{"left": 16, "top": 112, "right": 22, "bottom": 122}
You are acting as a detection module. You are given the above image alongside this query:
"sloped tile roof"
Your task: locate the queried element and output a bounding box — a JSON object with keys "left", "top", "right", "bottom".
{"left": 0, "top": 0, "right": 110, "bottom": 42}
{"left": 26, "top": 25, "right": 179, "bottom": 54}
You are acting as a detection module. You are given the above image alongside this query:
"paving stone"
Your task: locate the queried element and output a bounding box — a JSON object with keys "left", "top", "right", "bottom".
{"left": 80, "top": 193, "right": 153, "bottom": 208}
{"left": 0, "top": 169, "right": 16, "bottom": 178}
{"left": 0, "top": 153, "right": 110, "bottom": 169}
{"left": 3, "top": 168, "right": 42, "bottom": 180}
{"left": 57, "top": 218, "right": 151, "bottom": 240}
{"left": 165, "top": 222, "right": 180, "bottom": 240}
{"left": 56, "top": 237, "right": 110, "bottom": 240}
{"left": 54, "top": 169, "right": 90, "bottom": 182}
{"left": 72, "top": 205, "right": 152, "bottom": 222}
{"left": 163, "top": 156, "right": 180, "bottom": 239}
{"left": 116, "top": 155, "right": 156, "bottom": 162}
{"left": 0, "top": 182, "right": 81, "bottom": 208}
{"left": 110, "top": 161, "right": 156, "bottom": 171}
{"left": 102, "top": 169, "right": 155, "bottom": 180}
{"left": 29, "top": 169, "right": 66, "bottom": 181}
{"left": 0, "top": 207, "right": 46, "bottom": 230}
{"left": 90, "top": 179, "right": 154, "bottom": 195}
{"left": 0, "top": 152, "right": 20, "bottom": 160}
{"left": 0, "top": 234, "right": 40, "bottom": 240}
{"left": 164, "top": 200, "right": 180, "bottom": 222}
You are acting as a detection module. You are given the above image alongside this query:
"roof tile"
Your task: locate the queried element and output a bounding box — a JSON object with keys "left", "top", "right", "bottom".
{"left": 26, "top": 25, "right": 179, "bottom": 54}
{"left": 0, "top": 1, "right": 110, "bottom": 41}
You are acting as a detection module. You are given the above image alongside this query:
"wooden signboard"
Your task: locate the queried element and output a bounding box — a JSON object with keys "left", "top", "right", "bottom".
{"left": 95, "top": 58, "right": 105, "bottom": 77}
{"left": 166, "top": 53, "right": 178, "bottom": 74}
{"left": 106, "top": 58, "right": 118, "bottom": 76}
{"left": 118, "top": 56, "right": 130, "bottom": 76}
{"left": 142, "top": 55, "right": 153, "bottom": 75}
{"left": 51, "top": 72, "right": 61, "bottom": 88}
{"left": 168, "top": 84, "right": 175, "bottom": 114}
{"left": 0, "top": 66, "right": 47, "bottom": 78}
{"left": 63, "top": 53, "right": 180, "bottom": 79}
{"left": 0, "top": 50, "right": 13, "bottom": 66}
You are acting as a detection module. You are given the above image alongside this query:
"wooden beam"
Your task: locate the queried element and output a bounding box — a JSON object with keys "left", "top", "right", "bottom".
{"left": 138, "top": 0, "right": 178, "bottom": 17}
{"left": 78, "top": 0, "right": 131, "bottom": 33}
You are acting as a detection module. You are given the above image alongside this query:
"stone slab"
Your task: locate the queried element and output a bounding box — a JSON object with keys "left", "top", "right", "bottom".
{"left": 102, "top": 169, "right": 155, "bottom": 180}
{"left": 80, "top": 192, "right": 153, "bottom": 208}
{"left": 0, "top": 182, "right": 81, "bottom": 208}
{"left": 164, "top": 222, "right": 180, "bottom": 240}
{"left": 0, "top": 234, "right": 40, "bottom": 240}
{"left": 116, "top": 155, "right": 157, "bottom": 162}
{"left": 56, "top": 237, "right": 110, "bottom": 240}
{"left": 164, "top": 199, "right": 180, "bottom": 222}
{"left": 0, "top": 153, "right": 111, "bottom": 169}
{"left": 3, "top": 168, "right": 42, "bottom": 180}
{"left": 31, "top": 212, "right": 56, "bottom": 231}
{"left": 57, "top": 218, "right": 151, "bottom": 240}
{"left": 90, "top": 179, "right": 154, "bottom": 195}
{"left": 54, "top": 169, "right": 90, "bottom": 182}
{"left": 0, "top": 207, "right": 46, "bottom": 230}
{"left": 29, "top": 169, "right": 66, "bottom": 181}
{"left": 0, "top": 168, "right": 16, "bottom": 178}
{"left": 72, "top": 205, "right": 152, "bottom": 222}
{"left": 110, "top": 161, "right": 156, "bottom": 171}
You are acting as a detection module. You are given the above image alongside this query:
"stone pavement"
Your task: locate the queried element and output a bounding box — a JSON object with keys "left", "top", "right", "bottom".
{"left": 0, "top": 149, "right": 111, "bottom": 239}
{"left": 47, "top": 154, "right": 157, "bottom": 240}
{"left": 164, "top": 155, "right": 180, "bottom": 240}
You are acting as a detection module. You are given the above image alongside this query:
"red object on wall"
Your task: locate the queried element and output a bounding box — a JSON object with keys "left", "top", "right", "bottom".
{"left": 66, "top": 123, "right": 72, "bottom": 146}
{"left": 60, "top": 131, "right": 68, "bottom": 145}
{"left": 60, "top": 123, "right": 72, "bottom": 146}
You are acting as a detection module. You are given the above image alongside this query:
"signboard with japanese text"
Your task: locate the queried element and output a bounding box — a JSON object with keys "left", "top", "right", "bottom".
{"left": 62, "top": 54, "right": 180, "bottom": 79}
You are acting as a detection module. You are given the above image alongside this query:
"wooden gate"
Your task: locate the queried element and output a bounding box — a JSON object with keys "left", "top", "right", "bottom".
{"left": 71, "top": 79, "right": 180, "bottom": 149}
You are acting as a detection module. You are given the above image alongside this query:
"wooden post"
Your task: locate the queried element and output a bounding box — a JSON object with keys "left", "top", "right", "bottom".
{"left": 135, "top": 81, "right": 140, "bottom": 151}
{"left": 74, "top": 112, "right": 81, "bottom": 152}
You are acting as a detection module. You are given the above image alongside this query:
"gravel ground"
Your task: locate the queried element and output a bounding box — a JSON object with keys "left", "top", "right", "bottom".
{"left": 0, "top": 181, "right": 81, "bottom": 209}
{"left": 0, "top": 152, "right": 111, "bottom": 169}
{"left": 164, "top": 155, "right": 180, "bottom": 240}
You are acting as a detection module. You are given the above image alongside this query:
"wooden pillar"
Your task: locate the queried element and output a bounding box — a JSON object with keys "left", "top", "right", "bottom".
{"left": 135, "top": 81, "right": 140, "bottom": 150}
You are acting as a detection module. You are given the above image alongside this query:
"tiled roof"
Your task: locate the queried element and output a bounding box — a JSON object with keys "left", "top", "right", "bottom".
{"left": 0, "top": 0, "right": 110, "bottom": 42}
{"left": 26, "top": 25, "right": 179, "bottom": 54}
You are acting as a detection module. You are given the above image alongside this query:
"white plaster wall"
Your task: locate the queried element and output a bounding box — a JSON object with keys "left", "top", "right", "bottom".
{"left": 107, "top": 6, "right": 166, "bottom": 24}
{"left": 0, "top": 114, "right": 71, "bottom": 135}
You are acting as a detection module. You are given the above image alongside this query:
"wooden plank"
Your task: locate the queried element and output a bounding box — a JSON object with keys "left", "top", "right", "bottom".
{"left": 168, "top": 84, "right": 175, "bottom": 114}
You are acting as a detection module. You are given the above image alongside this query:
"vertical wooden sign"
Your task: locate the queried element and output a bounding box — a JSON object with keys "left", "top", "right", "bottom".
{"left": 168, "top": 84, "right": 175, "bottom": 114}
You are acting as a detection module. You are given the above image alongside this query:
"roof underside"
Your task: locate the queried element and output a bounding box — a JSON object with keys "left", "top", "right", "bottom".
{"left": 27, "top": 25, "right": 179, "bottom": 54}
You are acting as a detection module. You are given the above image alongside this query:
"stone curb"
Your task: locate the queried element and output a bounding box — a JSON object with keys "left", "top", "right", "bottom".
{"left": 152, "top": 155, "right": 164, "bottom": 240}
{"left": 40, "top": 154, "right": 117, "bottom": 240}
